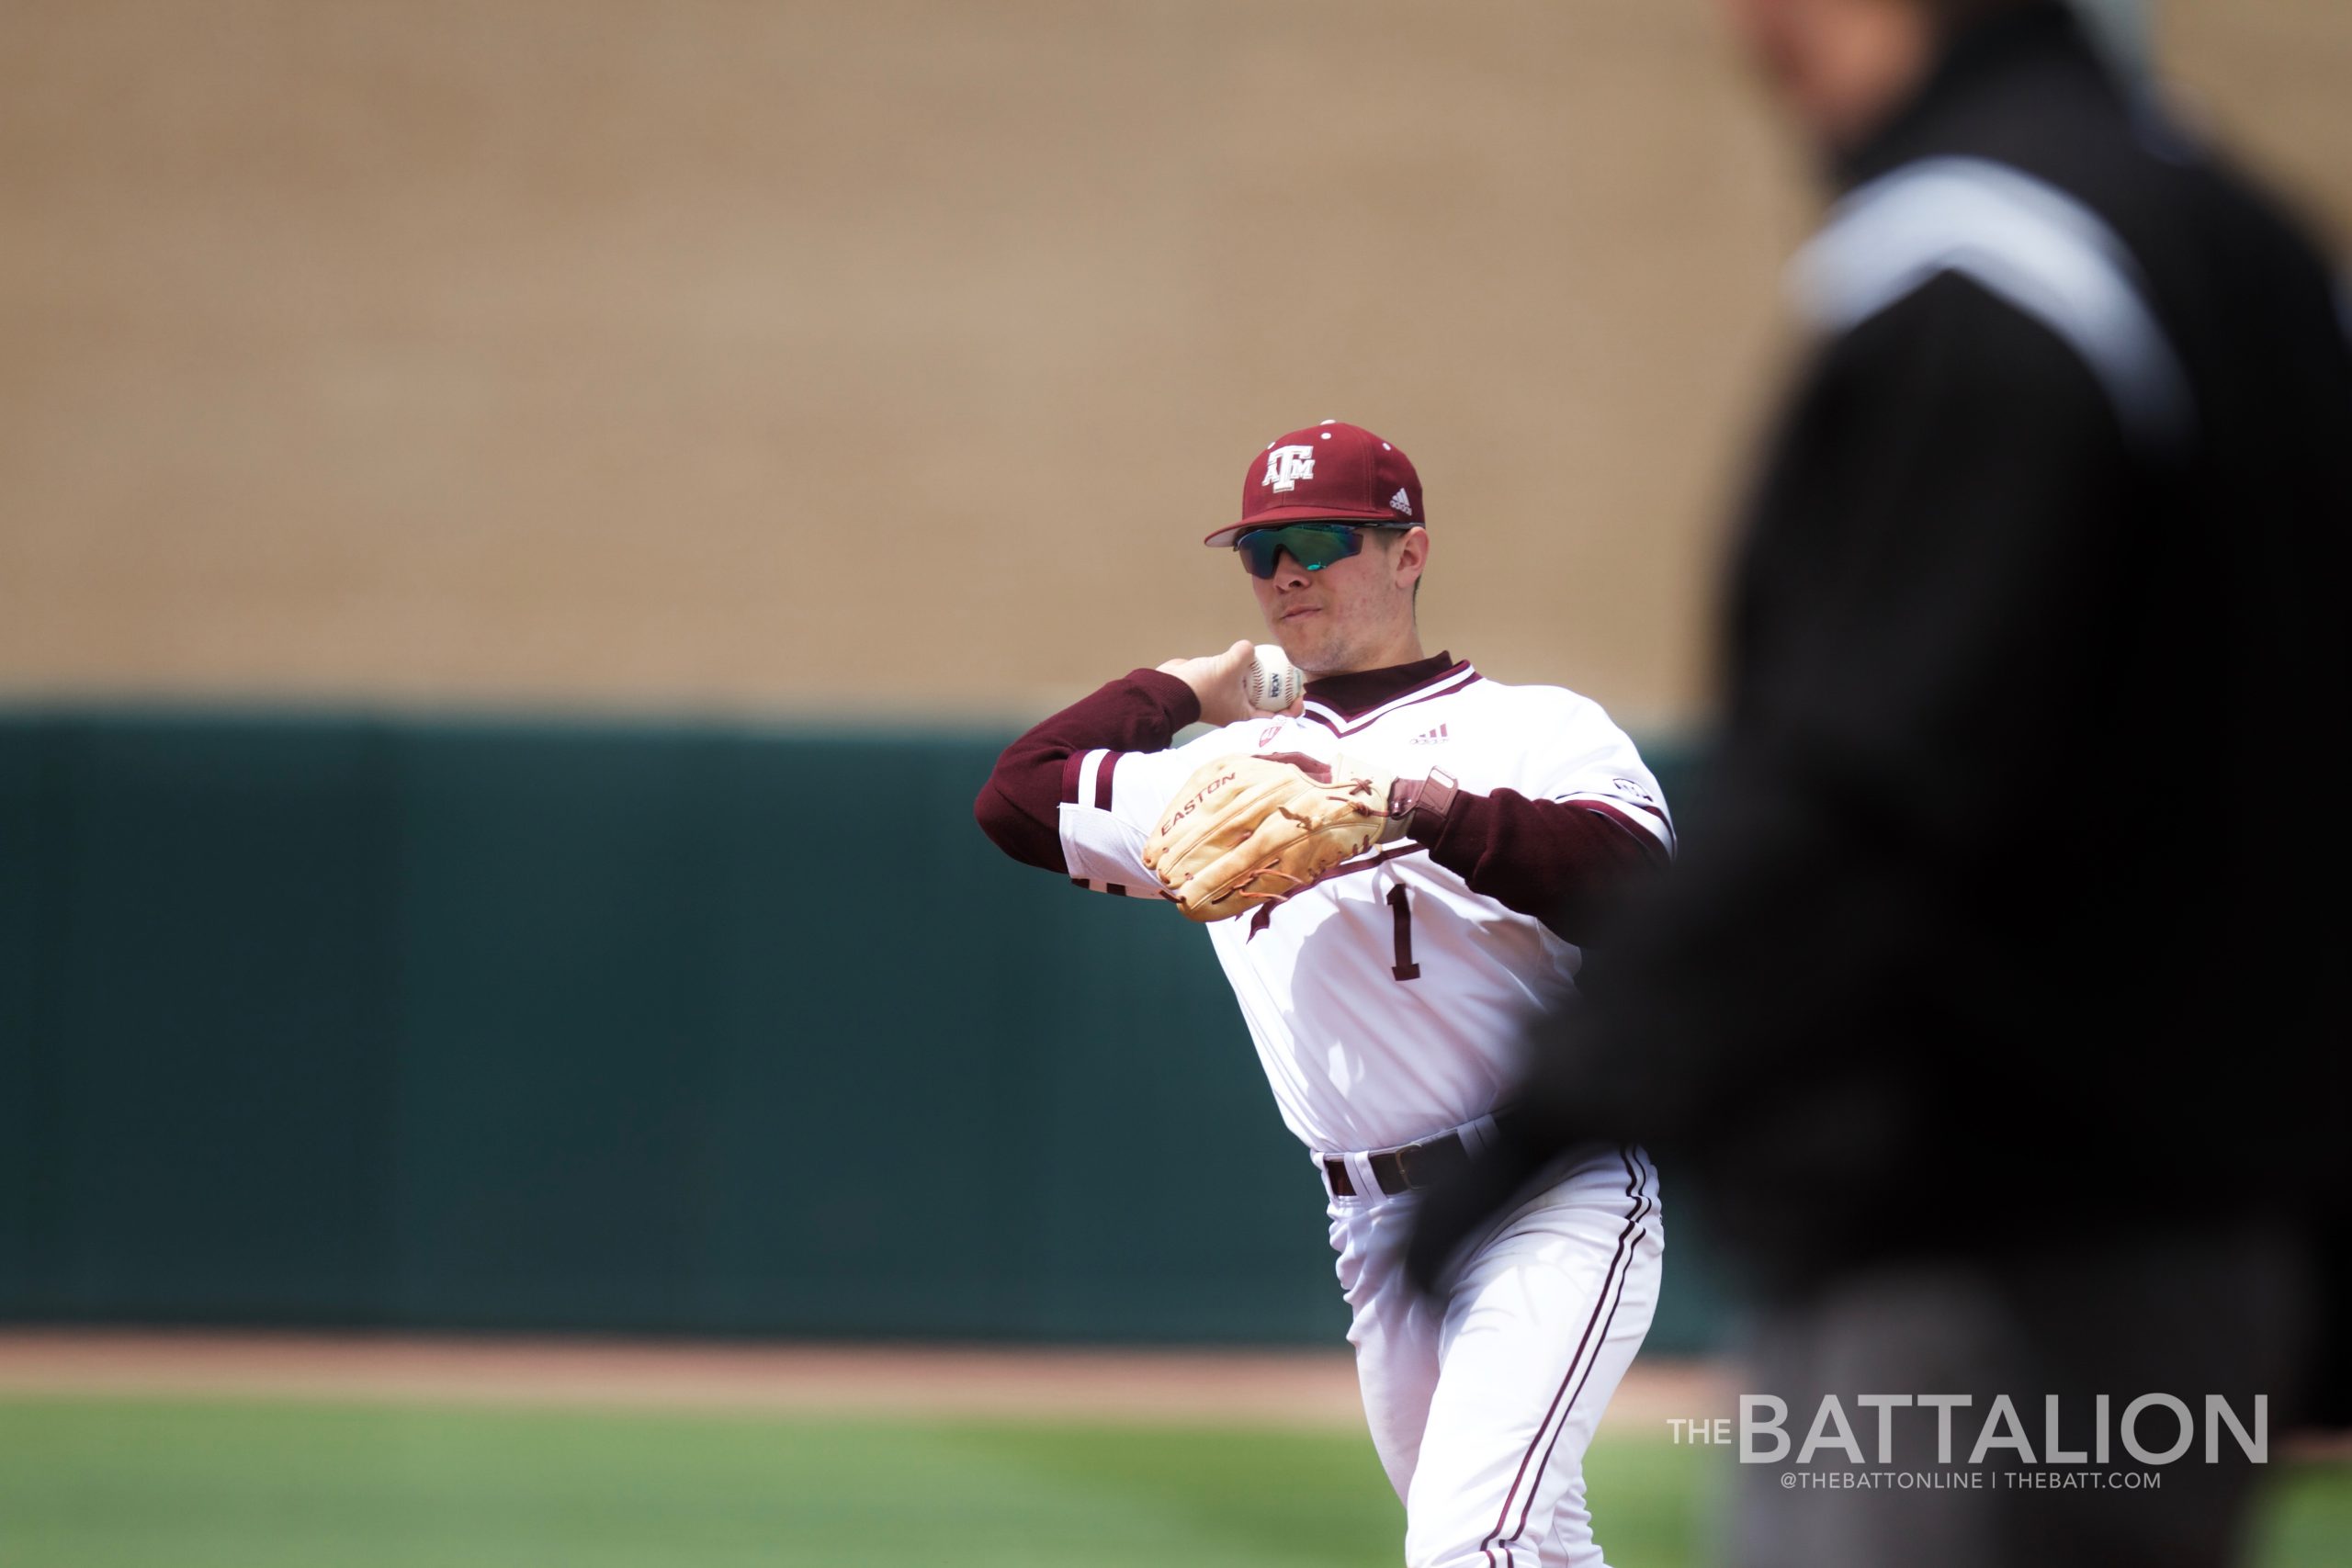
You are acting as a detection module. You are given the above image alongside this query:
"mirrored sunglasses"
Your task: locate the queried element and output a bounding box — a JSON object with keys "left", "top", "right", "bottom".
{"left": 1234, "top": 522, "right": 1401, "bottom": 580}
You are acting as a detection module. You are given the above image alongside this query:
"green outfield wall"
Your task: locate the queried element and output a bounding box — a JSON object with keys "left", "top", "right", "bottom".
{"left": 0, "top": 711, "right": 1729, "bottom": 1350}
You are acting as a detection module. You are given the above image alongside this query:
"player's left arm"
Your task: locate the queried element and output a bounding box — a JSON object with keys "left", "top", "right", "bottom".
{"left": 1395, "top": 713, "right": 1673, "bottom": 944}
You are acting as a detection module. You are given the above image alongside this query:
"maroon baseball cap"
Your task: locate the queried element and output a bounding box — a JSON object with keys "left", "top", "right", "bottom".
{"left": 1204, "top": 420, "right": 1425, "bottom": 547}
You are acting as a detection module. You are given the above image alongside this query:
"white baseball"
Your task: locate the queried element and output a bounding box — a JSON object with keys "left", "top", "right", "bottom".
{"left": 1246, "top": 645, "right": 1302, "bottom": 711}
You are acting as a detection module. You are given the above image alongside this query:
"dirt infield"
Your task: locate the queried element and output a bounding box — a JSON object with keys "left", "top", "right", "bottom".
{"left": 9, "top": 1332, "right": 2346, "bottom": 1460}
{"left": 0, "top": 1329, "right": 1731, "bottom": 1435}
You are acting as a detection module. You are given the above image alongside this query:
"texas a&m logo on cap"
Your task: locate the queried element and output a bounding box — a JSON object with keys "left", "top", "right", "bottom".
{"left": 1204, "top": 420, "right": 1429, "bottom": 547}
{"left": 1264, "top": 446, "right": 1317, "bottom": 494}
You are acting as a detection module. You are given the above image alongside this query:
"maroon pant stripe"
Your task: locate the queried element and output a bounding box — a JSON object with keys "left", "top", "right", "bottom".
{"left": 1498, "top": 1148, "right": 1654, "bottom": 1561}
{"left": 1479, "top": 1146, "right": 1649, "bottom": 1568}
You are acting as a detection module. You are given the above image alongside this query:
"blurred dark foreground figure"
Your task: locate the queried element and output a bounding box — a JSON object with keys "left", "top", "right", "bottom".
{"left": 1410, "top": 1, "right": 2351, "bottom": 1563}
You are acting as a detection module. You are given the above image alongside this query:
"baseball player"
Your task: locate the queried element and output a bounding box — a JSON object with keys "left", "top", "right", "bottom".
{"left": 975, "top": 420, "right": 1673, "bottom": 1567}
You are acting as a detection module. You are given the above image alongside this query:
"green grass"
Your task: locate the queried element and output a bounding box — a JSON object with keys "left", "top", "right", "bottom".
{"left": 0, "top": 1398, "right": 2340, "bottom": 1567}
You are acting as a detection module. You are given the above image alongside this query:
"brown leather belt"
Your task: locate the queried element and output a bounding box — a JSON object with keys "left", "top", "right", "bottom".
{"left": 1324, "top": 1111, "right": 1522, "bottom": 1198}
{"left": 1324, "top": 1134, "right": 1469, "bottom": 1198}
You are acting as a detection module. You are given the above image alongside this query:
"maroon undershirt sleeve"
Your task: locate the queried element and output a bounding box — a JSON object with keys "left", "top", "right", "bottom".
{"left": 1409, "top": 787, "right": 1670, "bottom": 945}
{"left": 980, "top": 679, "right": 1667, "bottom": 938}
{"left": 973, "top": 669, "right": 1202, "bottom": 874}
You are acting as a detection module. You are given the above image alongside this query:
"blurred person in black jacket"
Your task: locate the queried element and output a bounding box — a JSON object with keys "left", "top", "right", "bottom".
{"left": 1410, "top": 2, "right": 2350, "bottom": 1562}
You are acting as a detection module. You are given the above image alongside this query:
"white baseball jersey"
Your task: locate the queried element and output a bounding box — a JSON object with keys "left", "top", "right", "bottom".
{"left": 1054, "top": 660, "right": 1672, "bottom": 1156}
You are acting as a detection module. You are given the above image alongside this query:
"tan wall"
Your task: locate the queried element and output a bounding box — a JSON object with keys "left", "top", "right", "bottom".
{"left": 3, "top": 1, "right": 2345, "bottom": 727}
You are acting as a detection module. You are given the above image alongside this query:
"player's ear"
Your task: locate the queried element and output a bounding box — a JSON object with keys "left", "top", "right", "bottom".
{"left": 1393, "top": 526, "right": 1429, "bottom": 590}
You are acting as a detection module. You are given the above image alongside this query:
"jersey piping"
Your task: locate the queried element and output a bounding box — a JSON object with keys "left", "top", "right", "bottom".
{"left": 1303, "top": 662, "right": 1482, "bottom": 737}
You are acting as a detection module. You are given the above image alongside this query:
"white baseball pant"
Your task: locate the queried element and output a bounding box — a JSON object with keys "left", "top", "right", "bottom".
{"left": 1327, "top": 1138, "right": 1663, "bottom": 1568}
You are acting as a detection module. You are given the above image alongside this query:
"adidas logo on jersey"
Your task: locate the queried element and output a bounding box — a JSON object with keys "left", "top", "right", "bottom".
{"left": 1389, "top": 487, "right": 1412, "bottom": 516}
{"left": 1409, "top": 723, "right": 1450, "bottom": 745}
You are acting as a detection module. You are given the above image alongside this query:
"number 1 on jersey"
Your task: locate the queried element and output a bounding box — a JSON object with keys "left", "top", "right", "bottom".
{"left": 1387, "top": 885, "right": 1421, "bottom": 982}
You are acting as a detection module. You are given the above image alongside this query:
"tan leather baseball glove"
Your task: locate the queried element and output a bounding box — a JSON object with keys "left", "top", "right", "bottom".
{"left": 1144, "top": 751, "right": 1401, "bottom": 921}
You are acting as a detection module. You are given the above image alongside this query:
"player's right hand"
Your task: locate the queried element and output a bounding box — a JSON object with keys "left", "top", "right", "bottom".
{"left": 1156, "top": 639, "right": 1301, "bottom": 726}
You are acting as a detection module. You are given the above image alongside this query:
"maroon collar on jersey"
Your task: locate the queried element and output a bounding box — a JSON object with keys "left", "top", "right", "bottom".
{"left": 1301, "top": 651, "right": 1477, "bottom": 733}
